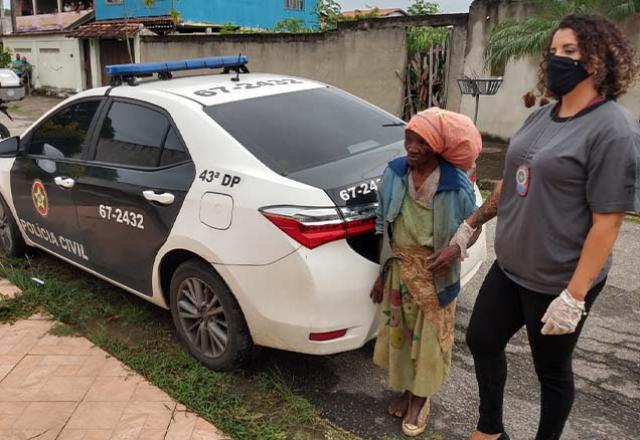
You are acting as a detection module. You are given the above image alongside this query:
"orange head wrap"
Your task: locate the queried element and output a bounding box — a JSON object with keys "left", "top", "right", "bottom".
{"left": 405, "top": 107, "right": 482, "bottom": 171}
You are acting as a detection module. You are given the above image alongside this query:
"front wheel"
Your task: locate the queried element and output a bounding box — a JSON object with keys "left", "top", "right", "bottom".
{"left": 0, "top": 194, "right": 26, "bottom": 257}
{"left": 0, "top": 124, "right": 10, "bottom": 140}
{"left": 169, "top": 259, "right": 253, "bottom": 371}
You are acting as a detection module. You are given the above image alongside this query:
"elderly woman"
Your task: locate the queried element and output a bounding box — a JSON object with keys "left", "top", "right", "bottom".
{"left": 371, "top": 108, "right": 482, "bottom": 436}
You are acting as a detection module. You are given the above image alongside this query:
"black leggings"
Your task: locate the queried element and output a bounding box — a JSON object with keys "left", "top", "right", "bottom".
{"left": 466, "top": 262, "right": 604, "bottom": 440}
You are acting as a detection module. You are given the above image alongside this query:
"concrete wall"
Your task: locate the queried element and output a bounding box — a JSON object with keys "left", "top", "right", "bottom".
{"left": 461, "top": 0, "right": 640, "bottom": 139}
{"left": 617, "top": 17, "right": 640, "bottom": 124}
{"left": 141, "top": 14, "right": 469, "bottom": 117}
{"left": 96, "top": 0, "right": 319, "bottom": 29}
{"left": 15, "top": 10, "right": 92, "bottom": 32}
{"left": 2, "top": 33, "right": 84, "bottom": 92}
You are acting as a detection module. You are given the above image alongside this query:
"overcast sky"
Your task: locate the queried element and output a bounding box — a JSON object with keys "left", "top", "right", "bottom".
{"left": 338, "top": 0, "right": 473, "bottom": 13}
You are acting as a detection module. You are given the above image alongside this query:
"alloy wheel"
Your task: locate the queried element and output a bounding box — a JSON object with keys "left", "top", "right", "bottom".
{"left": 176, "top": 277, "right": 229, "bottom": 358}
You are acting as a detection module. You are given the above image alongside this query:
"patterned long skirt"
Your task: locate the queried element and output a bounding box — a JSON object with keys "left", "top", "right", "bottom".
{"left": 373, "top": 246, "right": 457, "bottom": 398}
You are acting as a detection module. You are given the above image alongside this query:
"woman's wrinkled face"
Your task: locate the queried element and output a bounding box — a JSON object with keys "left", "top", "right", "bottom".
{"left": 405, "top": 129, "right": 434, "bottom": 168}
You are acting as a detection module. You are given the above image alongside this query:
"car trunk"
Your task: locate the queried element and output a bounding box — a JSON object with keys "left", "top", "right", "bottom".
{"left": 286, "top": 143, "right": 404, "bottom": 262}
{"left": 205, "top": 86, "right": 406, "bottom": 261}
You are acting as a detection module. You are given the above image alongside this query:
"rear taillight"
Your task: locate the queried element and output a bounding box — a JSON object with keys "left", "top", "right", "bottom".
{"left": 260, "top": 203, "right": 377, "bottom": 249}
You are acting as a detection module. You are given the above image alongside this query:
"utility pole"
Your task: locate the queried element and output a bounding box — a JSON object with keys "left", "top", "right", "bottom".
{"left": 1, "top": 0, "right": 5, "bottom": 36}
{"left": 10, "top": 0, "right": 16, "bottom": 35}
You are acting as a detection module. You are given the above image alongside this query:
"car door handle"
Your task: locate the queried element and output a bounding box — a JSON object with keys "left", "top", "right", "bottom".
{"left": 54, "top": 176, "right": 75, "bottom": 189}
{"left": 143, "top": 190, "right": 175, "bottom": 205}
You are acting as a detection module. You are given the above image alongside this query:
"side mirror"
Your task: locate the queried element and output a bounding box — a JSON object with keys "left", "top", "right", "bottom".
{"left": 0, "top": 136, "right": 19, "bottom": 158}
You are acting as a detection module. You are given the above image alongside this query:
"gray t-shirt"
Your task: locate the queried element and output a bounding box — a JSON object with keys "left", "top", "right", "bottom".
{"left": 495, "top": 100, "right": 640, "bottom": 294}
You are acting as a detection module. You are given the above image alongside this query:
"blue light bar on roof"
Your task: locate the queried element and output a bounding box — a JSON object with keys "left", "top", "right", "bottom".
{"left": 105, "top": 55, "right": 249, "bottom": 77}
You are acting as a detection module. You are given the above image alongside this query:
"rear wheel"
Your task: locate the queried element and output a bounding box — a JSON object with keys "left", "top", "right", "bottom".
{"left": 0, "top": 194, "right": 26, "bottom": 257}
{"left": 169, "top": 259, "right": 253, "bottom": 371}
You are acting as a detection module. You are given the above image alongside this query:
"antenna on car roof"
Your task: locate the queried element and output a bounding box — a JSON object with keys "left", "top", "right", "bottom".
{"left": 223, "top": 53, "right": 249, "bottom": 82}
{"left": 105, "top": 55, "right": 250, "bottom": 86}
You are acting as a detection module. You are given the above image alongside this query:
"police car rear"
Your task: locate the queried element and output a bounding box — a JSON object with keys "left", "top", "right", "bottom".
{"left": 0, "top": 56, "right": 486, "bottom": 371}
{"left": 195, "top": 81, "right": 486, "bottom": 357}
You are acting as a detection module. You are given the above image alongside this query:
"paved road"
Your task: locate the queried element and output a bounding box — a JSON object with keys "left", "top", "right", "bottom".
{"left": 267, "top": 220, "right": 640, "bottom": 439}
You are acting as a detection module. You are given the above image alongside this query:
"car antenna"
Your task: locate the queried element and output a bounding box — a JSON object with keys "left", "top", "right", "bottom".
{"left": 231, "top": 53, "right": 245, "bottom": 82}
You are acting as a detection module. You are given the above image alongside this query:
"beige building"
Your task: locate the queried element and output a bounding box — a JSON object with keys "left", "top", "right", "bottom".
{"left": 2, "top": 32, "right": 86, "bottom": 92}
{"left": 2, "top": 1, "right": 93, "bottom": 93}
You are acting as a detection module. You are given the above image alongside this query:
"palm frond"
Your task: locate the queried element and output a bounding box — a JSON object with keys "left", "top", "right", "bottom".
{"left": 484, "top": 16, "right": 559, "bottom": 72}
{"left": 483, "top": 0, "right": 640, "bottom": 75}
{"left": 605, "top": 0, "right": 640, "bottom": 19}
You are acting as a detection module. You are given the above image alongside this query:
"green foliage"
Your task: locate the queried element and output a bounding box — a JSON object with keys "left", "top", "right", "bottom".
{"left": 315, "top": 0, "right": 342, "bottom": 30}
{"left": 49, "top": 323, "right": 79, "bottom": 337}
{"left": 0, "top": 47, "right": 12, "bottom": 69}
{"left": 142, "top": 0, "right": 180, "bottom": 26}
{"left": 219, "top": 24, "right": 265, "bottom": 34}
{"left": 273, "top": 17, "right": 312, "bottom": 33}
{"left": 169, "top": 7, "right": 181, "bottom": 26}
{"left": 485, "top": 16, "right": 557, "bottom": 72}
{"left": 408, "top": 0, "right": 440, "bottom": 15}
{"left": 484, "top": 0, "right": 640, "bottom": 72}
{"left": 408, "top": 26, "right": 449, "bottom": 56}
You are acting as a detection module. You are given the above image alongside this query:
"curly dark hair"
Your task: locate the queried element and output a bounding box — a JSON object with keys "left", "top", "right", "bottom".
{"left": 537, "top": 14, "right": 639, "bottom": 100}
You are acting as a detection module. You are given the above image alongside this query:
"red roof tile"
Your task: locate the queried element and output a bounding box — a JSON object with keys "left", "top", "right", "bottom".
{"left": 67, "top": 16, "right": 172, "bottom": 39}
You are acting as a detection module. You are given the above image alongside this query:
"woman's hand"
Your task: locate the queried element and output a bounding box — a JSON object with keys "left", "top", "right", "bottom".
{"left": 541, "top": 290, "right": 586, "bottom": 335}
{"left": 370, "top": 275, "right": 384, "bottom": 304}
{"left": 426, "top": 245, "right": 461, "bottom": 276}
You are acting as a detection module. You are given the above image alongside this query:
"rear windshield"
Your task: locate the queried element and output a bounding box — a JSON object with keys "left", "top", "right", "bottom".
{"left": 205, "top": 87, "right": 405, "bottom": 175}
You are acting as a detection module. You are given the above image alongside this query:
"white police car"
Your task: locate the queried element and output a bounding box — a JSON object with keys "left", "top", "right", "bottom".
{"left": 0, "top": 56, "right": 486, "bottom": 370}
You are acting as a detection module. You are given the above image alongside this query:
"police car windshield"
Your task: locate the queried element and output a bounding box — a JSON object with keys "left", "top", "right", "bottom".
{"left": 205, "top": 87, "right": 405, "bottom": 175}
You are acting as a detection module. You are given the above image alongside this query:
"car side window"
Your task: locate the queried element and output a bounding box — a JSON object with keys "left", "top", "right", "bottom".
{"left": 29, "top": 100, "right": 101, "bottom": 159}
{"left": 160, "top": 127, "right": 189, "bottom": 166}
{"left": 95, "top": 101, "right": 170, "bottom": 168}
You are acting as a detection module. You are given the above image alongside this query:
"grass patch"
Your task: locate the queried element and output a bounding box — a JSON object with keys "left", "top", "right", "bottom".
{"left": 0, "top": 253, "right": 356, "bottom": 440}
{"left": 625, "top": 214, "right": 640, "bottom": 224}
{"left": 7, "top": 104, "right": 39, "bottom": 118}
{"left": 49, "top": 322, "right": 79, "bottom": 337}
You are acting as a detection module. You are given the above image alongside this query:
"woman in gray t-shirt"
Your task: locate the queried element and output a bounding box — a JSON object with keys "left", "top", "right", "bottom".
{"left": 429, "top": 14, "right": 639, "bottom": 440}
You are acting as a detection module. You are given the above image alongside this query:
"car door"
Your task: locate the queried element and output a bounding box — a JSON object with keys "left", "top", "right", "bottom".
{"left": 73, "top": 98, "right": 195, "bottom": 295}
{"left": 11, "top": 98, "right": 104, "bottom": 264}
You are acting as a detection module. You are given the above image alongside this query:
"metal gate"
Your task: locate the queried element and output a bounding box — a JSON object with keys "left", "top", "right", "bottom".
{"left": 100, "top": 39, "right": 134, "bottom": 86}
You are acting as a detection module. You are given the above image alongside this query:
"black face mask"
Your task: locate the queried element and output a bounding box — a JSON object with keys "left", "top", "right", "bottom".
{"left": 547, "top": 55, "right": 590, "bottom": 97}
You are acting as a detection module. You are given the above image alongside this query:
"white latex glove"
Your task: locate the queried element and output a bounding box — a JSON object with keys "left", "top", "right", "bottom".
{"left": 449, "top": 221, "right": 477, "bottom": 260}
{"left": 541, "top": 290, "right": 586, "bottom": 335}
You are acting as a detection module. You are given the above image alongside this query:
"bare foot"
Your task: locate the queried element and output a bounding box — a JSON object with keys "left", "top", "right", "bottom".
{"left": 469, "top": 431, "right": 502, "bottom": 440}
{"left": 403, "top": 394, "right": 427, "bottom": 426}
{"left": 388, "top": 390, "right": 411, "bottom": 418}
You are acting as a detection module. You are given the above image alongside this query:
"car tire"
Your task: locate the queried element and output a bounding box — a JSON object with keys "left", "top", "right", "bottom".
{"left": 169, "top": 259, "right": 253, "bottom": 371}
{"left": 0, "top": 124, "right": 10, "bottom": 140}
{"left": 0, "top": 194, "right": 26, "bottom": 258}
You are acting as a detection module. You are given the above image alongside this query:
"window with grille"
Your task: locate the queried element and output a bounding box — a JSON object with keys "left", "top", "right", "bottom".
{"left": 285, "top": 0, "right": 304, "bottom": 10}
